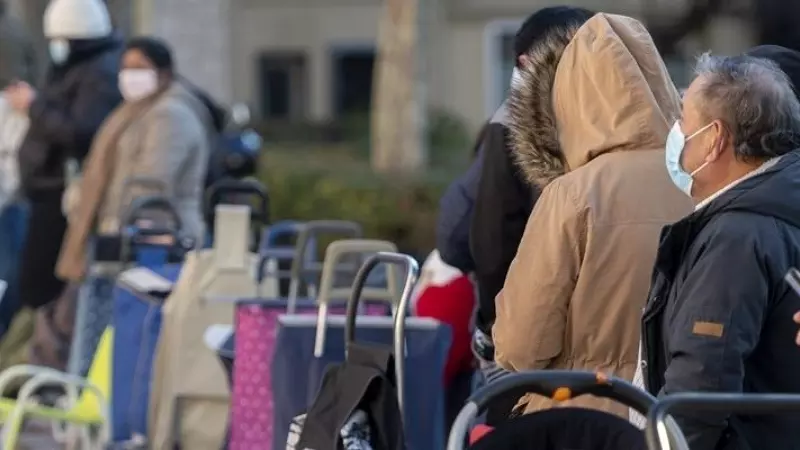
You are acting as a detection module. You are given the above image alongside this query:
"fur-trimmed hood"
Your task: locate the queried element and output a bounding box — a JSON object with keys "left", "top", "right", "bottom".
{"left": 508, "top": 13, "right": 682, "bottom": 188}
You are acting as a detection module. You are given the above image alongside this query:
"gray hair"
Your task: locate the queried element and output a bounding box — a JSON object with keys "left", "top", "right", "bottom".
{"left": 693, "top": 52, "right": 800, "bottom": 160}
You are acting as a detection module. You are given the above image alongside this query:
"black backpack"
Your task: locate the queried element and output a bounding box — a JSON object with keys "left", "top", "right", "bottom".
{"left": 183, "top": 82, "right": 260, "bottom": 188}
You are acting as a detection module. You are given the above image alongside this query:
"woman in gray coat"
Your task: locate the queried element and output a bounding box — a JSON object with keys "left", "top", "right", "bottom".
{"left": 57, "top": 37, "right": 217, "bottom": 282}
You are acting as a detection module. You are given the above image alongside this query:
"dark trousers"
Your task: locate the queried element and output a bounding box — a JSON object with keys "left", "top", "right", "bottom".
{"left": 19, "top": 197, "right": 67, "bottom": 309}
{"left": 0, "top": 201, "right": 29, "bottom": 337}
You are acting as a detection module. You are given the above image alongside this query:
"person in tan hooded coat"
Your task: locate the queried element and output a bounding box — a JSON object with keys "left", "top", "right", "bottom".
{"left": 492, "top": 13, "right": 694, "bottom": 418}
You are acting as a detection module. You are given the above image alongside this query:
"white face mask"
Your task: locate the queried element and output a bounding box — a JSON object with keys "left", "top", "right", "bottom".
{"left": 118, "top": 69, "right": 159, "bottom": 102}
{"left": 49, "top": 39, "right": 70, "bottom": 65}
{"left": 664, "top": 121, "right": 714, "bottom": 196}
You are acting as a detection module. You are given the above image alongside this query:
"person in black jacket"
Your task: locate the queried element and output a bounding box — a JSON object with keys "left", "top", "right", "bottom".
{"left": 436, "top": 121, "right": 488, "bottom": 273}
{"left": 8, "top": 0, "right": 123, "bottom": 309}
{"left": 641, "top": 50, "right": 800, "bottom": 450}
{"left": 467, "top": 5, "right": 594, "bottom": 369}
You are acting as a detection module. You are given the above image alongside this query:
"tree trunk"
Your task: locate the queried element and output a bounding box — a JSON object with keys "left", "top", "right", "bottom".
{"left": 370, "top": 0, "right": 427, "bottom": 174}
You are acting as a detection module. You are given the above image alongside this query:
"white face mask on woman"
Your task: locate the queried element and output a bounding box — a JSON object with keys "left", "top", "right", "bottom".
{"left": 118, "top": 69, "right": 159, "bottom": 102}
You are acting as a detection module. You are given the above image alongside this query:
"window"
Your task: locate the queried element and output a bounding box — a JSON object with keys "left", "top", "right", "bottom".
{"left": 257, "top": 52, "right": 308, "bottom": 120}
{"left": 330, "top": 46, "right": 376, "bottom": 117}
{"left": 483, "top": 19, "right": 523, "bottom": 116}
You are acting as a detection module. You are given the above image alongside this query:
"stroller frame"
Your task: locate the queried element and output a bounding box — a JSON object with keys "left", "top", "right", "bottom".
{"left": 447, "top": 371, "right": 656, "bottom": 450}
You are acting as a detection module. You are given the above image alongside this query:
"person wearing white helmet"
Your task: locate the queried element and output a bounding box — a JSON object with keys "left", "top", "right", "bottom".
{"left": 7, "top": 0, "right": 122, "bottom": 313}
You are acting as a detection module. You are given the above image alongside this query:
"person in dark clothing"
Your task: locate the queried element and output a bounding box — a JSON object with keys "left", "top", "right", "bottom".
{"left": 463, "top": 6, "right": 595, "bottom": 425}
{"left": 641, "top": 51, "right": 800, "bottom": 450}
{"left": 10, "top": 0, "right": 123, "bottom": 309}
{"left": 750, "top": 47, "right": 800, "bottom": 353}
{"left": 466, "top": 2, "right": 594, "bottom": 382}
{"left": 0, "top": 0, "right": 36, "bottom": 339}
{"left": 436, "top": 121, "right": 488, "bottom": 273}
{"left": 469, "top": 5, "right": 594, "bottom": 345}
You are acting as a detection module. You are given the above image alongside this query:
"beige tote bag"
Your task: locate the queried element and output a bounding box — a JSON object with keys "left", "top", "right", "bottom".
{"left": 149, "top": 205, "right": 258, "bottom": 449}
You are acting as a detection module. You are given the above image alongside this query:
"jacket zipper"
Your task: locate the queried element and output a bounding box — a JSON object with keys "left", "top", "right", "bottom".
{"left": 642, "top": 293, "right": 667, "bottom": 394}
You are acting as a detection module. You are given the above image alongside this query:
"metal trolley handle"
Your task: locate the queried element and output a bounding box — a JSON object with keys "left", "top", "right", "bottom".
{"left": 343, "top": 252, "right": 419, "bottom": 415}
{"left": 123, "top": 195, "right": 183, "bottom": 229}
{"left": 205, "top": 178, "right": 270, "bottom": 224}
{"left": 645, "top": 392, "right": 800, "bottom": 450}
{"left": 286, "top": 220, "right": 363, "bottom": 311}
{"left": 447, "top": 371, "right": 657, "bottom": 450}
{"left": 256, "top": 220, "right": 306, "bottom": 284}
{"left": 119, "top": 195, "right": 184, "bottom": 264}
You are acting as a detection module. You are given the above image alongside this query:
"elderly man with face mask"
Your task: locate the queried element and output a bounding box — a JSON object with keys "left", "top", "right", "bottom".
{"left": 641, "top": 52, "right": 800, "bottom": 450}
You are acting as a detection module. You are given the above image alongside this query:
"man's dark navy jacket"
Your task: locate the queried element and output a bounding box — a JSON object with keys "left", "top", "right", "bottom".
{"left": 643, "top": 152, "right": 800, "bottom": 450}
{"left": 436, "top": 102, "right": 536, "bottom": 335}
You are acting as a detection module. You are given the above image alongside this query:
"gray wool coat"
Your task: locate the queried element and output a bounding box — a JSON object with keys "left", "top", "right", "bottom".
{"left": 97, "top": 82, "right": 211, "bottom": 245}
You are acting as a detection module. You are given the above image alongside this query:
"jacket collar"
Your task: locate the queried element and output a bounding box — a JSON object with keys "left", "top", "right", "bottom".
{"left": 654, "top": 152, "right": 800, "bottom": 277}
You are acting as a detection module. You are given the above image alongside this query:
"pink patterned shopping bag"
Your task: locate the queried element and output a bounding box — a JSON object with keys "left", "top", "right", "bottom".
{"left": 229, "top": 301, "right": 387, "bottom": 449}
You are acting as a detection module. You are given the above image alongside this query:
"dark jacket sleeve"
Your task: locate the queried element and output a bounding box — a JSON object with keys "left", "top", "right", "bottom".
{"left": 469, "top": 123, "right": 535, "bottom": 335}
{"left": 436, "top": 152, "right": 481, "bottom": 273}
{"left": 28, "top": 65, "right": 121, "bottom": 161}
{"left": 661, "top": 218, "right": 772, "bottom": 450}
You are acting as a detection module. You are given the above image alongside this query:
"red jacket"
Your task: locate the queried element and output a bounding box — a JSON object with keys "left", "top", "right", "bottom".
{"left": 412, "top": 253, "right": 475, "bottom": 386}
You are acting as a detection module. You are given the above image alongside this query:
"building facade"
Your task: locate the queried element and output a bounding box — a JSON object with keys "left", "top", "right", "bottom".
{"left": 11, "top": 0, "right": 757, "bottom": 131}
{"left": 222, "top": 0, "right": 755, "bottom": 130}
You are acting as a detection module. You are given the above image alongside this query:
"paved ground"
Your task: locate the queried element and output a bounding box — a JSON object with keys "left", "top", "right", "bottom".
{"left": 12, "top": 422, "right": 62, "bottom": 450}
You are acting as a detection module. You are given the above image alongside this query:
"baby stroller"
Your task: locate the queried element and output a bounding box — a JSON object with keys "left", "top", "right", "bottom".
{"left": 448, "top": 370, "right": 676, "bottom": 450}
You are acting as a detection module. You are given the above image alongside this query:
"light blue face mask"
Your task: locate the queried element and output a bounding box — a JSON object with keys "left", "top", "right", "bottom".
{"left": 665, "top": 121, "right": 714, "bottom": 196}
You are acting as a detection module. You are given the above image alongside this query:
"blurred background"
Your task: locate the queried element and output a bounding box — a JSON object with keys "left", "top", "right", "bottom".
{"left": 5, "top": 0, "right": 794, "bottom": 258}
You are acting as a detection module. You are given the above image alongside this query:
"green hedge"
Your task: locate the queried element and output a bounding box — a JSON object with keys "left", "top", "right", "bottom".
{"left": 259, "top": 146, "right": 462, "bottom": 257}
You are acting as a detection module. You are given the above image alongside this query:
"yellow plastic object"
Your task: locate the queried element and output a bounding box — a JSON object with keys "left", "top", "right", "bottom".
{"left": 72, "top": 327, "right": 112, "bottom": 420}
{"left": 0, "top": 328, "right": 112, "bottom": 449}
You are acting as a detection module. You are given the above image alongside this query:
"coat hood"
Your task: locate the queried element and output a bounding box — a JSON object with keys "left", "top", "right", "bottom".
{"left": 508, "top": 13, "right": 682, "bottom": 187}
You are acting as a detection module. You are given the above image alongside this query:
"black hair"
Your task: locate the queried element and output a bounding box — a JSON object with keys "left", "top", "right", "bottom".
{"left": 513, "top": 6, "right": 595, "bottom": 68}
{"left": 125, "top": 36, "right": 174, "bottom": 72}
{"left": 125, "top": 36, "right": 226, "bottom": 132}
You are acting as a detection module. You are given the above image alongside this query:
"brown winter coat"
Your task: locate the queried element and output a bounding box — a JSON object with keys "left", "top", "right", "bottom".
{"left": 492, "top": 13, "right": 693, "bottom": 418}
